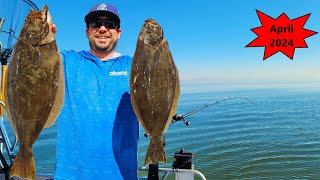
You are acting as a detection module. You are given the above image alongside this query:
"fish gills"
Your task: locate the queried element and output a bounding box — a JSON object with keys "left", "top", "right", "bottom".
{"left": 4, "top": 5, "right": 64, "bottom": 180}
{"left": 130, "top": 19, "right": 180, "bottom": 165}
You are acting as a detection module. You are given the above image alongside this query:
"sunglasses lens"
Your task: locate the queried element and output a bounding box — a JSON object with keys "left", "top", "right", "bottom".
{"left": 89, "top": 20, "right": 118, "bottom": 29}
{"left": 89, "top": 21, "right": 100, "bottom": 28}
{"left": 105, "top": 22, "right": 117, "bottom": 29}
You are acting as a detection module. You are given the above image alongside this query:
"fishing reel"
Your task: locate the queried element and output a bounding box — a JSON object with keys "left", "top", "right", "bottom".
{"left": 170, "top": 114, "right": 190, "bottom": 126}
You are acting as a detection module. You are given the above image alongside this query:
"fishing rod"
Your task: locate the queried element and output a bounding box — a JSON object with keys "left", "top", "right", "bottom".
{"left": 0, "top": 18, "right": 6, "bottom": 118}
{"left": 0, "top": 47, "right": 10, "bottom": 117}
{"left": 143, "top": 96, "right": 254, "bottom": 137}
{"left": 170, "top": 96, "right": 254, "bottom": 126}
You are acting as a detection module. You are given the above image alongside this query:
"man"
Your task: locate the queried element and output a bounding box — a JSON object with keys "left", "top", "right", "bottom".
{"left": 53, "top": 3, "right": 139, "bottom": 180}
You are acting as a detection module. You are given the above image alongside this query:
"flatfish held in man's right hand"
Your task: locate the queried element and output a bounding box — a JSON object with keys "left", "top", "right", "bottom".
{"left": 4, "top": 5, "right": 64, "bottom": 180}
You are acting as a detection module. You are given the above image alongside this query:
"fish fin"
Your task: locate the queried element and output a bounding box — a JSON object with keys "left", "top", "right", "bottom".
{"left": 129, "top": 90, "right": 150, "bottom": 134}
{"left": 164, "top": 65, "right": 180, "bottom": 133}
{"left": 3, "top": 100, "right": 18, "bottom": 138}
{"left": 4, "top": 64, "right": 18, "bottom": 138}
{"left": 10, "top": 145, "right": 36, "bottom": 180}
{"left": 44, "top": 57, "right": 64, "bottom": 128}
{"left": 144, "top": 136, "right": 166, "bottom": 165}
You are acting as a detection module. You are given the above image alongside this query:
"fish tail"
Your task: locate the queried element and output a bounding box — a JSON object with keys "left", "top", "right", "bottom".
{"left": 10, "top": 145, "right": 36, "bottom": 180}
{"left": 144, "top": 136, "right": 166, "bottom": 165}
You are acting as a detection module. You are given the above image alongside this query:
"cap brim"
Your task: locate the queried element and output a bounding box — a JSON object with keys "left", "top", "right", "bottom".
{"left": 85, "top": 11, "right": 120, "bottom": 24}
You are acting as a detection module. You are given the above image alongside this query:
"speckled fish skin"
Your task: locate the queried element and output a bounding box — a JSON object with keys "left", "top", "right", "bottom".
{"left": 130, "top": 18, "right": 180, "bottom": 165}
{"left": 4, "top": 5, "right": 64, "bottom": 180}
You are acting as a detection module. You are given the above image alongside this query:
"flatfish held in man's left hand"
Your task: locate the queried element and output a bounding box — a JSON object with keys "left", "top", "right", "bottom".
{"left": 130, "top": 18, "right": 180, "bottom": 165}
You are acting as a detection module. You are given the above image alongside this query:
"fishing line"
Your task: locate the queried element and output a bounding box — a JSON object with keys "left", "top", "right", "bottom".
{"left": 22, "top": 0, "right": 39, "bottom": 11}
{"left": 1, "top": 30, "right": 19, "bottom": 41}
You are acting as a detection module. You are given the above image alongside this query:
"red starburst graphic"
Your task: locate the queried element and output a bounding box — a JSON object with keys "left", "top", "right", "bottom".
{"left": 246, "top": 10, "right": 317, "bottom": 60}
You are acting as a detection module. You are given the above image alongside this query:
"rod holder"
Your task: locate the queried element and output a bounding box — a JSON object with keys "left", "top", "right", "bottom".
{"left": 147, "top": 163, "right": 159, "bottom": 180}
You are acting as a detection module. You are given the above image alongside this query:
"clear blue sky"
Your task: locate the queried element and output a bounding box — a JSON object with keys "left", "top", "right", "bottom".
{"left": 9, "top": 1, "right": 320, "bottom": 84}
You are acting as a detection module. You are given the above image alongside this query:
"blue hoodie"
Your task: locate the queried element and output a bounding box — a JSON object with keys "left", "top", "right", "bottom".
{"left": 54, "top": 50, "right": 139, "bottom": 180}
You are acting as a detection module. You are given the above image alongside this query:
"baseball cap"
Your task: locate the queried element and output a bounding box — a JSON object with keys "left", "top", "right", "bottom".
{"left": 85, "top": 3, "right": 120, "bottom": 25}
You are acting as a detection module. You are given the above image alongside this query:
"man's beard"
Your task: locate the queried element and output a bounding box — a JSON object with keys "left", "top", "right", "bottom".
{"left": 89, "top": 39, "right": 118, "bottom": 53}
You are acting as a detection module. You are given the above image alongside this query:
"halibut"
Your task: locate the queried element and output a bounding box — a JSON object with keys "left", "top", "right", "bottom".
{"left": 4, "top": 5, "right": 64, "bottom": 180}
{"left": 130, "top": 19, "right": 180, "bottom": 165}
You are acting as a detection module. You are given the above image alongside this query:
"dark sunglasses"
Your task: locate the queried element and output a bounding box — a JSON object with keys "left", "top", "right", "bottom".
{"left": 88, "top": 19, "right": 118, "bottom": 29}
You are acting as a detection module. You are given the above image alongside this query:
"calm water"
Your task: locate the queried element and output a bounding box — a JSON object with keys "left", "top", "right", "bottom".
{"left": 2, "top": 84, "right": 320, "bottom": 179}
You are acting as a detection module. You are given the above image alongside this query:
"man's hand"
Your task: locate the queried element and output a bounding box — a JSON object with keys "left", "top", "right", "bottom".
{"left": 52, "top": 24, "right": 57, "bottom": 34}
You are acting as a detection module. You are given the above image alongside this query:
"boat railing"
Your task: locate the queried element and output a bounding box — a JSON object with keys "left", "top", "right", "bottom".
{"left": 22, "top": 166, "right": 207, "bottom": 180}
{"left": 139, "top": 166, "right": 207, "bottom": 180}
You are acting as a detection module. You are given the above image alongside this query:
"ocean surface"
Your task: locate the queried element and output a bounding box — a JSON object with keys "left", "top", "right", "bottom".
{"left": 1, "top": 83, "right": 320, "bottom": 179}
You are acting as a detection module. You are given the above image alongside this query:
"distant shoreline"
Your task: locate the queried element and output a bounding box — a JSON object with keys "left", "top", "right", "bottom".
{"left": 180, "top": 81, "right": 320, "bottom": 94}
